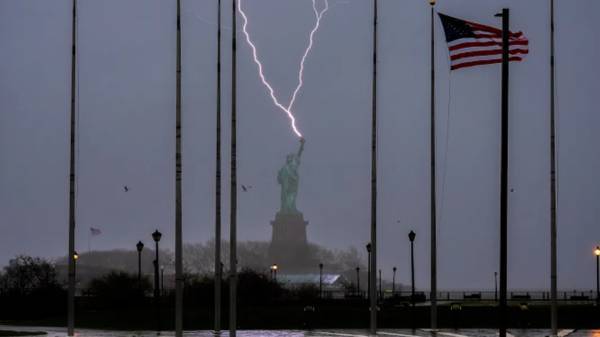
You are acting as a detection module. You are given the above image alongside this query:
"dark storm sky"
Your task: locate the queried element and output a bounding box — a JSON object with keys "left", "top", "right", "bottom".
{"left": 1, "top": 0, "right": 599, "bottom": 290}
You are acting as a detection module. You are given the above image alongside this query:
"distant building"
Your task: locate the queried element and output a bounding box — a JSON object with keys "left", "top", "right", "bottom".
{"left": 277, "top": 273, "right": 348, "bottom": 291}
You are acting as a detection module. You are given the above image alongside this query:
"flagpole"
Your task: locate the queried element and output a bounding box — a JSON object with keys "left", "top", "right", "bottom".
{"left": 369, "top": 0, "right": 378, "bottom": 334}
{"left": 214, "top": 0, "right": 223, "bottom": 333}
{"left": 497, "top": 8, "right": 510, "bottom": 337}
{"left": 174, "top": 0, "right": 184, "bottom": 335}
{"left": 230, "top": 0, "right": 238, "bottom": 335}
{"left": 429, "top": 0, "right": 438, "bottom": 330}
{"left": 549, "top": 0, "right": 558, "bottom": 335}
{"left": 67, "top": 0, "right": 78, "bottom": 335}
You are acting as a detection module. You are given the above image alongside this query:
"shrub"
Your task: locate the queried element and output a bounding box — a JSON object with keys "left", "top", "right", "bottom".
{"left": 0, "top": 255, "right": 61, "bottom": 296}
{"left": 87, "top": 271, "right": 151, "bottom": 307}
{"left": 0, "top": 255, "right": 66, "bottom": 318}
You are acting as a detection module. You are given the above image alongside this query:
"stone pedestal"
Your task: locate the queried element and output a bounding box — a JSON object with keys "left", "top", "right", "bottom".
{"left": 268, "top": 212, "right": 314, "bottom": 273}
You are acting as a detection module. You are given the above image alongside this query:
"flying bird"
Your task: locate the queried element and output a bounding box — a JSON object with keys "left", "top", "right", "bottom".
{"left": 241, "top": 185, "right": 253, "bottom": 192}
{"left": 123, "top": 185, "right": 129, "bottom": 192}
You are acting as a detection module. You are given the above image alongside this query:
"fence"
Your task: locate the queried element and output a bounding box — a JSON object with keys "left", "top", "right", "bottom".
{"left": 320, "top": 289, "right": 599, "bottom": 303}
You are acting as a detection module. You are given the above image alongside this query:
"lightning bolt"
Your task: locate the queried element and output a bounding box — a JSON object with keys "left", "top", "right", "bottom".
{"left": 238, "top": 0, "right": 329, "bottom": 138}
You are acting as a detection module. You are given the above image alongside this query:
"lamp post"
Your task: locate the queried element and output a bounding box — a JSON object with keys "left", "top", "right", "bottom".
{"left": 72, "top": 251, "right": 78, "bottom": 323}
{"left": 408, "top": 230, "right": 416, "bottom": 329}
{"left": 366, "top": 243, "right": 372, "bottom": 300}
{"left": 161, "top": 266, "right": 165, "bottom": 296}
{"left": 136, "top": 241, "right": 144, "bottom": 291}
{"left": 495, "top": 271, "right": 498, "bottom": 301}
{"left": 378, "top": 269, "right": 382, "bottom": 300}
{"left": 392, "top": 267, "right": 397, "bottom": 294}
{"left": 356, "top": 267, "right": 361, "bottom": 296}
{"left": 73, "top": 251, "right": 79, "bottom": 286}
{"left": 319, "top": 263, "right": 324, "bottom": 299}
{"left": 408, "top": 230, "right": 416, "bottom": 307}
{"left": 595, "top": 246, "right": 600, "bottom": 305}
{"left": 270, "top": 264, "right": 278, "bottom": 282}
{"left": 152, "top": 229, "right": 162, "bottom": 332}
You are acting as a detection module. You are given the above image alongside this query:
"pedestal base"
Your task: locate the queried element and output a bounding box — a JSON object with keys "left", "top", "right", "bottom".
{"left": 268, "top": 212, "right": 315, "bottom": 273}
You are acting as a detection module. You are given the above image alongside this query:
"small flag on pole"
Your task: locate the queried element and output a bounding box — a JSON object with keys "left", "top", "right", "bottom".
{"left": 438, "top": 13, "right": 529, "bottom": 70}
{"left": 90, "top": 227, "right": 102, "bottom": 236}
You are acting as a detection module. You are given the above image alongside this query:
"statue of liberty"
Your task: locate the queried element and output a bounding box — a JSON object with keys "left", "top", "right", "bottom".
{"left": 277, "top": 138, "right": 305, "bottom": 214}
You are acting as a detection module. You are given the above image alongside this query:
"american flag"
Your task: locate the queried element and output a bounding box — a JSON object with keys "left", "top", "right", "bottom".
{"left": 90, "top": 227, "right": 102, "bottom": 236}
{"left": 438, "top": 13, "right": 529, "bottom": 71}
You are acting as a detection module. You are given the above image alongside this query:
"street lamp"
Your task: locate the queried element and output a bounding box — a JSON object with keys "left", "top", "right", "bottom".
{"left": 392, "top": 267, "right": 397, "bottom": 294}
{"left": 161, "top": 266, "right": 165, "bottom": 296}
{"left": 152, "top": 229, "right": 162, "bottom": 332}
{"left": 408, "top": 230, "right": 416, "bottom": 307}
{"left": 73, "top": 251, "right": 79, "bottom": 285}
{"left": 356, "top": 267, "right": 361, "bottom": 296}
{"left": 429, "top": 0, "right": 436, "bottom": 6}
{"left": 319, "top": 263, "right": 324, "bottom": 299}
{"left": 494, "top": 271, "right": 498, "bottom": 301}
{"left": 71, "top": 250, "right": 79, "bottom": 327}
{"left": 378, "top": 269, "right": 382, "bottom": 300}
{"left": 366, "top": 243, "right": 372, "bottom": 301}
{"left": 136, "top": 241, "right": 144, "bottom": 291}
{"left": 270, "top": 264, "right": 278, "bottom": 282}
{"left": 595, "top": 246, "right": 600, "bottom": 305}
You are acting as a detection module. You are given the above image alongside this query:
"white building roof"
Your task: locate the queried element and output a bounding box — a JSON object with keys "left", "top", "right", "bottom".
{"left": 277, "top": 273, "right": 346, "bottom": 286}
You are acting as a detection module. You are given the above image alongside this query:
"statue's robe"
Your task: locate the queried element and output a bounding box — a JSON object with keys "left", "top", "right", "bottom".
{"left": 277, "top": 156, "right": 300, "bottom": 214}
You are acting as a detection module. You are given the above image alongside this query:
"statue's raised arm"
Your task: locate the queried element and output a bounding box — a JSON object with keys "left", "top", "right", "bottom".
{"left": 296, "top": 138, "right": 305, "bottom": 164}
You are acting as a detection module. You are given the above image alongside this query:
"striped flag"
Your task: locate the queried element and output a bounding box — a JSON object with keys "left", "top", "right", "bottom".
{"left": 438, "top": 13, "right": 529, "bottom": 71}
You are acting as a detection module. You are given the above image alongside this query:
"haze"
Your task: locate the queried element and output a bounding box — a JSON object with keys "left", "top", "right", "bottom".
{"left": 0, "top": 0, "right": 599, "bottom": 291}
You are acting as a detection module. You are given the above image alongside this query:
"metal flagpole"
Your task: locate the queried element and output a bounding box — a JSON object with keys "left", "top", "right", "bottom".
{"left": 230, "top": 0, "right": 238, "bottom": 335}
{"left": 497, "top": 8, "right": 510, "bottom": 337}
{"left": 67, "top": 0, "right": 78, "bottom": 335}
{"left": 175, "top": 0, "right": 184, "bottom": 335}
{"left": 429, "top": 0, "right": 438, "bottom": 330}
{"left": 369, "top": 0, "right": 378, "bottom": 334}
{"left": 549, "top": 0, "right": 558, "bottom": 335}
{"left": 214, "top": 0, "right": 223, "bottom": 332}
